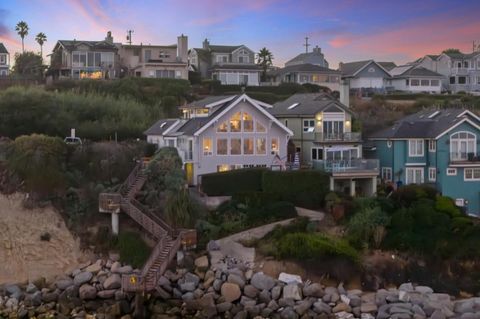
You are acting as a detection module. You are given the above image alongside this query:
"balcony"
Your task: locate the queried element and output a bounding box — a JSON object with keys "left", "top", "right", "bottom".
{"left": 449, "top": 152, "right": 480, "bottom": 165}
{"left": 314, "top": 132, "right": 362, "bottom": 143}
{"left": 312, "top": 158, "right": 379, "bottom": 176}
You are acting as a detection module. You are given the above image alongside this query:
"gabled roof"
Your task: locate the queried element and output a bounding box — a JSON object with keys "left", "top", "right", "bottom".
{"left": 369, "top": 108, "right": 480, "bottom": 139}
{"left": 0, "top": 43, "right": 8, "bottom": 54}
{"left": 390, "top": 65, "right": 444, "bottom": 78}
{"left": 285, "top": 47, "right": 328, "bottom": 67}
{"left": 145, "top": 94, "right": 293, "bottom": 138}
{"left": 269, "top": 63, "right": 340, "bottom": 76}
{"left": 377, "top": 62, "right": 397, "bottom": 71}
{"left": 144, "top": 119, "right": 179, "bottom": 135}
{"left": 209, "top": 45, "right": 243, "bottom": 53}
{"left": 269, "top": 93, "right": 351, "bottom": 117}
{"left": 339, "top": 60, "right": 393, "bottom": 78}
{"left": 442, "top": 51, "right": 480, "bottom": 60}
{"left": 55, "top": 40, "right": 118, "bottom": 52}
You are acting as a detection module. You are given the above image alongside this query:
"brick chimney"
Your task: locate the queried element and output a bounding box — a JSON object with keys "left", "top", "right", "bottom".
{"left": 177, "top": 34, "right": 188, "bottom": 63}
{"left": 202, "top": 38, "right": 210, "bottom": 50}
{"left": 105, "top": 31, "right": 113, "bottom": 44}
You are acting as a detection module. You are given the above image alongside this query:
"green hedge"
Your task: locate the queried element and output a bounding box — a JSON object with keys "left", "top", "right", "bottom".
{"left": 262, "top": 170, "right": 330, "bottom": 209}
{"left": 201, "top": 168, "right": 265, "bottom": 196}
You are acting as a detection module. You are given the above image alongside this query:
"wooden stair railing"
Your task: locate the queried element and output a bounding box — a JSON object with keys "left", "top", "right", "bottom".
{"left": 103, "top": 159, "right": 194, "bottom": 293}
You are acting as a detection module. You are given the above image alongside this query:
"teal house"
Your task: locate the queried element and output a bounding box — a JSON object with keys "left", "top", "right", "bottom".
{"left": 369, "top": 108, "right": 480, "bottom": 215}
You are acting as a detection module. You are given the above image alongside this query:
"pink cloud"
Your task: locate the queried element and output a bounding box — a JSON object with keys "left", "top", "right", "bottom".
{"left": 328, "top": 36, "right": 353, "bottom": 48}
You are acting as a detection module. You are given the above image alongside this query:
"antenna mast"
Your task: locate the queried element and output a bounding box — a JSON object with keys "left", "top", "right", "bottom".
{"left": 126, "top": 30, "right": 134, "bottom": 45}
{"left": 303, "top": 37, "right": 310, "bottom": 53}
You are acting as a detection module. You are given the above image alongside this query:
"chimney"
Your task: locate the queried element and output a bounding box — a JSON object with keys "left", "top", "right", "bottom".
{"left": 339, "top": 79, "right": 350, "bottom": 108}
{"left": 177, "top": 34, "right": 188, "bottom": 63}
{"left": 105, "top": 31, "right": 113, "bottom": 44}
{"left": 339, "top": 62, "right": 344, "bottom": 71}
{"left": 203, "top": 38, "right": 210, "bottom": 50}
{"left": 313, "top": 45, "right": 321, "bottom": 53}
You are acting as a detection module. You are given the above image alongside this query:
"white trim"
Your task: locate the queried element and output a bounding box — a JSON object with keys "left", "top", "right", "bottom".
{"left": 435, "top": 118, "right": 480, "bottom": 139}
{"left": 405, "top": 162, "right": 426, "bottom": 166}
{"left": 408, "top": 139, "right": 424, "bottom": 157}
{"left": 381, "top": 167, "right": 392, "bottom": 182}
{"left": 428, "top": 167, "right": 437, "bottom": 182}
{"left": 464, "top": 167, "right": 480, "bottom": 181}
{"left": 351, "top": 60, "right": 391, "bottom": 77}
{"left": 231, "top": 45, "right": 254, "bottom": 55}
{"left": 456, "top": 110, "right": 480, "bottom": 122}
{"left": 446, "top": 168, "right": 457, "bottom": 176}
{"left": 162, "top": 120, "right": 181, "bottom": 135}
{"left": 428, "top": 140, "right": 436, "bottom": 152}
{"left": 405, "top": 167, "right": 424, "bottom": 184}
{"left": 193, "top": 94, "right": 293, "bottom": 136}
{"left": 205, "top": 96, "right": 236, "bottom": 108}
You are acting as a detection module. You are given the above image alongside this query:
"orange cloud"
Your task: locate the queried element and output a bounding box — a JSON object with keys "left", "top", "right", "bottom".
{"left": 328, "top": 36, "right": 353, "bottom": 48}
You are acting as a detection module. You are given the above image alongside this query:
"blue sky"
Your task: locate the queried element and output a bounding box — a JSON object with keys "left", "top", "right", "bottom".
{"left": 1, "top": 0, "right": 480, "bottom": 67}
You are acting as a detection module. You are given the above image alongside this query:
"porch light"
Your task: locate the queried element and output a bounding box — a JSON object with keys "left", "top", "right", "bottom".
{"left": 345, "top": 120, "right": 351, "bottom": 127}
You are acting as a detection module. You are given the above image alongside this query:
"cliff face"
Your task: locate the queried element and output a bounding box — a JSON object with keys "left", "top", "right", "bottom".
{"left": 0, "top": 193, "right": 89, "bottom": 284}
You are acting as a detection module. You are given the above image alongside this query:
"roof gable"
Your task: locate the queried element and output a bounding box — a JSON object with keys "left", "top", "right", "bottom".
{"left": 0, "top": 43, "right": 8, "bottom": 54}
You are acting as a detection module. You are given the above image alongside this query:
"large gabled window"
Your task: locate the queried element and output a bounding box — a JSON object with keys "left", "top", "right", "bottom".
{"left": 450, "top": 131, "right": 476, "bottom": 161}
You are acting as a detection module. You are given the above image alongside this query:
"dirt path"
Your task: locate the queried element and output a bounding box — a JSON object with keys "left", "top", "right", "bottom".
{"left": 0, "top": 194, "right": 90, "bottom": 284}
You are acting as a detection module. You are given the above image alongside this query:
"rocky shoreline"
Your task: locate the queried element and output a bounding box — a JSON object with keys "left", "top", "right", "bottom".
{"left": 1, "top": 252, "right": 480, "bottom": 319}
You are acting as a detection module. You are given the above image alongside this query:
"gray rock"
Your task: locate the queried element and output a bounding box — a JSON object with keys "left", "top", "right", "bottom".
{"left": 184, "top": 272, "right": 200, "bottom": 286}
{"left": 42, "top": 291, "right": 59, "bottom": 302}
{"left": 244, "top": 284, "right": 259, "bottom": 298}
{"left": 279, "top": 297, "right": 295, "bottom": 307}
{"left": 313, "top": 300, "right": 331, "bottom": 314}
{"left": 455, "top": 299, "right": 475, "bottom": 313}
{"left": 399, "top": 282, "right": 414, "bottom": 292}
{"left": 73, "top": 271, "right": 93, "bottom": 286}
{"left": 5, "top": 297, "right": 18, "bottom": 309}
{"left": 24, "top": 291, "right": 42, "bottom": 306}
{"left": 79, "top": 284, "right": 97, "bottom": 300}
{"left": 180, "top": 281, "right": 196, "bottom": 292}
{"left": 6, "top": 285, "right": 22, "bottom": 299}
{"left": 461, "top": 313, "right": 480, "bottom": 319}
{"left": 85, "top": 260, "right": 102, "bottom": 274}
{"left": 97, "top": 289, "right": 116, "bottom": 299}
{"left": 430, "top": 309, "right": 446, "bottom": 319}
{"left": 213, "top": 279, "right": 223, "bottom": 291}
{"left": 283, "top": 284, "right": 302, "bottom": 301}
{"left": 272, "top": 285, "right": 282, "bottom": 300}
{"left": 350, "top": 295, "right": 362, "bottom": 307}
{"left": 259, "top": 289, "right": 271, "bottom": 304}
{"left": 182, "top": 292, "right": 195, "bottom": 301}
{"left": 198, "top": 293, "right": 217, "bottom": 318}
{"left": 268, "top": 300, "right": 279, "bottom": 311}
{"left": 207, "top": 240, "right": 220, "bottom": 251}
{"left": 303, "top": 283, "right": 324, "bottom": 297}
{"left": 240, "top": 295, "right": 257, "bottom": 307}
{"left": 228, "top": 273, "right": 245, "bottom": 288}
{"left": 294, "top": 299, "right": 313, "bottom": 315}
{"left": 26, "top": 283, "right": 38, "bottom": 294}
{"left": 217, "top": 301, "right": 233, "bottom": 313}
{"left": 56, "top": 278, "right": 74, "bottom": 290}
{"left": 412, "top": 304, "right": 426, "bottom": 317}
{"left": 280, "top": 306, "right": 299, "bottom": 319}
{"left": 415, "top": 286, "right": 433, "bottom": 294}
{"left": 251, "top": 273, "right": 276, "bottom": 291}
{"left": 103, "top": 274, "right": 121, "bottom": 290}
{"left": 195, "top": 256, "right": 209, "bottom": 271}
{"left": 234, "top": 310, "right": 247, "bottom": 319}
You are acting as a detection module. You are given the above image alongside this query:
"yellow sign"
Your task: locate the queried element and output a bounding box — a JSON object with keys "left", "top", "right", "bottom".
{"left": 130, "top": 276, "right": 137, "bottom": 285}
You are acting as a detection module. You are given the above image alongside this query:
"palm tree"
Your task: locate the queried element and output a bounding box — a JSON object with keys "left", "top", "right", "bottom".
{"left": 15, "top": 21, "right": 29, "bottom": 53}
{"left": 257, "top": 47, "right": 273, "bottom": 82}
{"left": 35, "top": 32, "right": 47, "bottom": 57}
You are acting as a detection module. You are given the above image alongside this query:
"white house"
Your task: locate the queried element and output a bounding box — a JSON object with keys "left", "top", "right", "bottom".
{"left": 388, "top": 65, "right": 444, "bottom": 93}
{"left": 145, "top": 94, "right": 293, "bottom": 185}
{"left": 339, "top": 60, "right": 396, "bottom": 92}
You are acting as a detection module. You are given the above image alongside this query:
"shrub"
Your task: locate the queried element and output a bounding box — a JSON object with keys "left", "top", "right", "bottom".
{"left": 246, "top": 201, "right": 297, "bottom": 225}
{"left": 276, "top": 232, "right": 359, "bottom": 263}
{"left": 115, "top": 232, "right": 151, "bottom": 269}
{"left": 165, "top": 189, "right": 198, "bottom": 228}
{"left": 201, "top": 168, "right": 266, "bottom": 196}
{"left": 7, "top": 134, "right": 67, "bottom": 197}
{"left": 390, "top": 184, "right": 437, "bottom": 207}
{"left": 262, "top": 170, "right": 330, "bottom": 208}
{"left": 232, "top": 191, "right": 281, "bottom": 207}
{"left": 347, "top": 206, "right": 390, "bottom": 249}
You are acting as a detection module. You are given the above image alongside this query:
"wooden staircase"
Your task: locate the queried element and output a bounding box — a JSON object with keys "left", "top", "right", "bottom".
{"left": 100, "top": 160, "right": 196, "bottom": 293}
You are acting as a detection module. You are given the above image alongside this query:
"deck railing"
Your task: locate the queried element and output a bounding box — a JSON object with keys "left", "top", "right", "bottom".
{"left": 314, "top": 132, "right": 362, "bottom": 142}
{"left": 313, "top": 158, "right": 379, "bottom": 173}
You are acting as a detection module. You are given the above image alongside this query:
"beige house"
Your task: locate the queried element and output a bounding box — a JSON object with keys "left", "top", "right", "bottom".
{"left": 50, "top": 32, "right": 120, "bottom": 79}
{"left": 118, "top": 35, "right": 188, "bottom": 80}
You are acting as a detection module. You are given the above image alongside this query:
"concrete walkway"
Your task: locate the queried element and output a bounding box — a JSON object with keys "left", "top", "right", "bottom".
{"left": 209, "top": 207, "right": 324, "bottom": 270}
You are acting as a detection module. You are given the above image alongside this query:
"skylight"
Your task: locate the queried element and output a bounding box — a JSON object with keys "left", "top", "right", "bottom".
{"left": 428, "top": 111, "right": 440, "bottom": 119}
{"left": 160, "top": 122, "right": 167, "bottom": 128}
{"left": 287, "top": 103, "right": 299, "bottom": 110}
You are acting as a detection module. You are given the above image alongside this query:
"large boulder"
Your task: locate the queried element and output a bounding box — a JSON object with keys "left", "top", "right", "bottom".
{"left": 228, "top": 274, "right": 246, "bottom": 288}
{"left": 56, "top": 278, "right": 74, "bottom": 290}
{"left": 283, "top": 284, "right": 302, "bottom": 301}
{"left": 251, "top": 273, "right": 275, "bottom": 291}
{"left": 74, "top": 271, "right": 93, "bottom": 286}
{"left": 103, "top": 274, "right": 122, "bottom": 290}
{"left": 85, "top": 260, "right": 102, "bottom": 274}
{"left": 79, "top": 284, "right": 97, "bottom": 300}
{"left": 303, "top": 283, "right": 324, "bottom": 297}
{"left": 244, "top": 285, "right": 259, "bottom": 298}
{"left": 221, "top": 283, "right": 242, "bottom": 302}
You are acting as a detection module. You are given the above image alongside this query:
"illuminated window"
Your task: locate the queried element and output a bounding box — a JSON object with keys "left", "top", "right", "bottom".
{"left": 303, "top": 119, "right": 315, "bottom": 132}
{"left": 271, "top": 138, "right": 279, "bottom": 154}
{"left": 203, "top": 138, "right": 212, "bottom": 155}
{"left": 217, "top": 139, "right": 227, "bottom": 155}
{"left": 230, "top": 138, "right": 241, "bottom": 155}
{"left": 256, "top": 121, "right": 266, "bottom": 132}
{"left": 217, "top": 121, "right": 228, "bottom": 132}
{"left": 230, "top": 112, "right": 242, "bottom": 132}
{"left": 243, "top": 112, "right": 253, "bottom": 132}
{"left": 256, "top": 138, "right": 266, "bottom": 155}
{"left": 217, "top": 165, "right": 230, "bottom": 172}
{"left": 244, "top": 138, "right": 254, "bottom": 155}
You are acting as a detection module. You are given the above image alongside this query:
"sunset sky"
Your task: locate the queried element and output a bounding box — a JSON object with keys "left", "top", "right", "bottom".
{"left": 1, "top": 0, "right": 480, "bottom": 68}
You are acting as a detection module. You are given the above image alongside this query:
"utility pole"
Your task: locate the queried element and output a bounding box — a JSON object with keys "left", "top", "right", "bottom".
{"left": 126, "top": 30, "right": 134, "bottom": 45}
{"left": 304, "top": 36, "right": 310, "bottom": 53}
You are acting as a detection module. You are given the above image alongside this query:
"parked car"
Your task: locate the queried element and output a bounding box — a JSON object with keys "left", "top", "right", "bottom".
{"left": 64, "top": 137, "right": 82, "bottom": 145}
